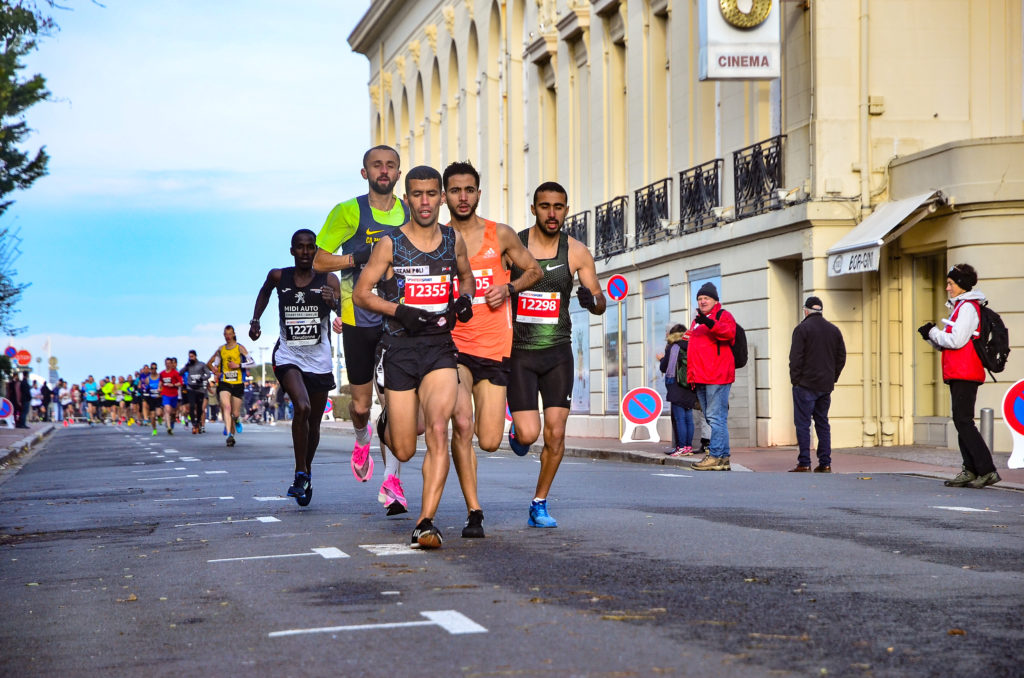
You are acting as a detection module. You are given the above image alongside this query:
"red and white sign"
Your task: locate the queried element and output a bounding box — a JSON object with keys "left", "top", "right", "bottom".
{"left": 517, "top": 291, "right": 560, "bottom": 324}
{"left": 1003, "top": 379, "right": 1024, "bottom": 469}
{"left": 15, "top": 350, "right": 31, "bottom": 366}
{"left": 620, "top": 386, "right": 664, "bottom": 444}
{"left": 404, "top": 275, "right": 450, "bottom": 312}
{"left": 606, "top": 275, "right": 629, "bottom": 301}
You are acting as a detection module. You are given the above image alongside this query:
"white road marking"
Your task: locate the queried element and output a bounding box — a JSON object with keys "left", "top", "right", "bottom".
{"left": 359, "top": 544, "right": 418, "bottom": 556}
{"left": 652, "top": 473, "right": 693, "bottom": 477}
{"left": 208, "top": 547, "right": 348, "bottom": 563}
{"left": 204, "top": 470, "right": 228, "bottom": 475}
{"left": 254, "top": 496, "right": 289, "bottom": 502}
{"left": 139, "top": 474, "right": 199, "bottom": 481}
{"left": 932, "top": 506, "right": 998, "bottom": 513}
{"left": 268, "top": 610, "right": 486, "bottom": 638}
{"left": 175, "top": 516, "right": 280, "bottom": 527}
{"left": 133, "top": 467, "right": 188, "bottom": 473}
{"left": 179, "top": 456, "right": 200, "bottom": 462}
{"left": 381, "top": 591, "right": 401, "bottom": 596}
{"left": 163, "top": 449, "right": 179, "bottom": 454}
{"left": 154, "top": 496, "right": 235, "bottom": 502}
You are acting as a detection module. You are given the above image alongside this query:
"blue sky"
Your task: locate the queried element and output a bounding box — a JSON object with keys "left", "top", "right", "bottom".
{"left": 5, "top": 0, "right": 373, "bottom": 384}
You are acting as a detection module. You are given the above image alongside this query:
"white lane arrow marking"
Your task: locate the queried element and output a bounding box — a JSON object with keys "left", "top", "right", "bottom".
{"left": 154, "top": 496, "right": 235, "bottom": 502}
{"left": 205, "top": 470, "right": 228, "bottom": 474}
{"left": 931, "top": 506, "right": 998, "bottom": 513}
{"left": 175, "top": 516, "right": 281, "bottom": 527}
{"left": 254, "top": 496, "right": 289, "bottom": 502}
{"left": 133, "top": 467, "right": 187, "bottom": 473}
{"left": 139, "top": 474, "right": 199, "bottom": 480}
{"left": 208, "top": 547, "right": 348, "bottom": 563}
{"left": 359, "top": 544, "right": 419, "bottom": 556}
{"left": 268, "top": 610, "right": 487, "bottom": 638}
{"left": 652, "top": 473, "right": 692, "bottom": 477}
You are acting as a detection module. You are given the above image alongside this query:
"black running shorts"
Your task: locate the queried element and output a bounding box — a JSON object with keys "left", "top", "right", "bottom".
{"left": 457, "top": 353, "right": 511, "bottom": 387}
{"left": 507, "top": 344, "right": 574, "bottom": 411}
{"left": 217, "top": 382, "right": 244, "bottom": 399}
{"left": 380, "top": 334, "right": 458, "bottom": 392}
{"left": 342, "top": 323, "right": 384, "bottom": 386}
{"left": 146, "top": 396, "right": 162, "bottom": 410}
{"left": 273, "top": 363, "right": 336, "bottom": 394}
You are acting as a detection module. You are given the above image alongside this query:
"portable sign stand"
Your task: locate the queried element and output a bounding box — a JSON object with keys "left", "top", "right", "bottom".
{"left": 1004, "top": 378, "right": 1024, "bottom": 469}
{"left": 606, "top": 275, "right": 629, "bottom": 438}
{"left": 620, "top": 387, "right": 664, "bottom": 444}
{"left": 322, "top": 397, "right": 335, "bottom": 422}
{"left": 0, "top": 398, "right": 13, "bottom": 428}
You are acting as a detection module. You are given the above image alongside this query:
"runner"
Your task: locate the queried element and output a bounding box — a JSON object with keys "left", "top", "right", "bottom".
{"left": 100, "top": 376, "right": 117, "bottom": 423}
{"left": 353, "top": 164, "right": 475, "bottom": 549}
{"left": 313, "top": 145, "right": 412, "bottom": 511}
{"left": 158, "top": 358, "right": 183, "bottom": 435}
{"left": 443, "top": 161, "right": 542, "bottom": 538}
{"left": 250, "top": 228, "right": 341, "bottom": 507}
{"left": 143, "top": 363, "right": 162, "bottom": 435}
{"left": 207, "top": 325, "right": 254, "bottom": 447}
{"left": 181, "top": 350, "right": 213, "bottom": 434}
{"left": 82, "top": 375, "right": 99, "bottom": 424}
{"left": 507, "top": 181, "right": 606, "bottom": 528}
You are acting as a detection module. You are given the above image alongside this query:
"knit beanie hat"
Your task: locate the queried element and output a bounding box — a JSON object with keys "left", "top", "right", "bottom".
{"left": 696, "top": 282, "right": 719, "bottom": 301}
{"left": 946, "top": 264, "right": 977, "bottom": 291}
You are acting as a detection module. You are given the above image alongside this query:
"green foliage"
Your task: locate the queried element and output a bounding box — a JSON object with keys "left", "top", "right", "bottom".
{"left": 0, "top": 226, "right": 28, "bottom": 334}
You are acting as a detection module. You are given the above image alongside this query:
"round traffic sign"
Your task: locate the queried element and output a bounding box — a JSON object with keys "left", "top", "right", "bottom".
{"left": 505, "top": 402, "right": 512, "bottom": 422}
{"left": 4, "top": 346, "right": 15, "bottom": 358}
{"left": 0, "top": 398, "right": 11, "bottom": 418}
{"left": 620, "top": 387, "right": 663, "bottom": 425}
{"left": 15, "top": 350, "right": 30, "bottom": 366}
{"left": 324, "top": 399, "right": 333, "bottom": 414}
{"left": 1003, "top": 379, "right": 1024, "bottom": 436}
{"left": 606, "top": 275, "right": 628, "bottom": 301}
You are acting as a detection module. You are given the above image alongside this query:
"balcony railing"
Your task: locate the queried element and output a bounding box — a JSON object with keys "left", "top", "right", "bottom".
{"left": 733, "top": 134, "right": 785, "bottom": 219}
{"left": 565, "top": 210, "right": 589, "bottom": 245}
{"left": 595, "top": 196, "right": 627, "bottom": 258}
{"left": 634, "top": 177, "right": 672, "bottom": 247}
{"left": 679, "top": 158, "right": 723, "bottom": 231}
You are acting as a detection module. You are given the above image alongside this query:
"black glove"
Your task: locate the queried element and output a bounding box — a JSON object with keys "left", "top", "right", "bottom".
{"left": 394, "top": 304, "right": 434, "bottom": 334}
{"left": 917, "top": 322, "right": 935, "bottom": 341}
{"left": 453, "top": 294, "right": 474, "bottom": 323}
{"left": 694, "top": 312, "right": 715, "bottom": 328}
{"left": 352, "top": 245, "right": 371, "bottom": 267}
{"left": 576, "top": 285, "right": 596, "bottom": 310}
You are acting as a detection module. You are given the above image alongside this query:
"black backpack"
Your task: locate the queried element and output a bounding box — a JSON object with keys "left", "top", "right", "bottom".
{"left": 970, "top": 300, "right": 1010, "bottom": 381}
{"left": 716, "top": 309, "right": 748, "bottom": 369}
{"left": 674, "top": 342, "right": 689, "bottom": 386}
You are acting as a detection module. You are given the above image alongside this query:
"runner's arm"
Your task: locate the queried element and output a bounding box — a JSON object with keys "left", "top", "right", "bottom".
{"left": 569, "top": 238, "right": 607, "bottom": 315}
{"left": 313, "top": 247, "right": 362, "bottom": 274}
{"left": 238, "top": 345, "right": 256, "bottom": 368}
{"left": 484, "top": 223, "right": 541, "bottom": 309}
{"left": 453, "top": 231, "right": 475, "bottom": 300}
{"left": 249, "top": 268, "right": 282, "bottom": 341}
{"left": 321, "top": 273, "right": 341, "bottom": 316}
{"left": 353, "top": 236, "right": 398, "bottom": 317}
{"left": 313, "top": 203, "right": 360, "bottom": 273}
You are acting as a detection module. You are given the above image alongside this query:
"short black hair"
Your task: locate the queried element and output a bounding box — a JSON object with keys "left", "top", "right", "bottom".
{"left": 291, "top": 228, "right": 316, "bottom": 246}
{"left": 442, "top": 161, "right": 480, "bottom": 190}
{"left": 533, "top": 181, "right": 568, "bottom": 204}
{"left": 404, "top": 165, "right": 443, "bottom": 194}
{"left": 362, "top": 145, "right": 400, "bottom": 168}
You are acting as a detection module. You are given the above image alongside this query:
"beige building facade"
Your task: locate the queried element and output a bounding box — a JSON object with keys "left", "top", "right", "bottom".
{"left": 349, "top": 0, "right": 1024, "bottom": 452}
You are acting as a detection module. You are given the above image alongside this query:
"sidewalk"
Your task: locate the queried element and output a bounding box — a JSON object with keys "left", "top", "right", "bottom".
{"left": 0, "top": 421, "right": 57, "bottom": 470}
{"left": 320, "top": 419, "right": 1023, "bottom": 490}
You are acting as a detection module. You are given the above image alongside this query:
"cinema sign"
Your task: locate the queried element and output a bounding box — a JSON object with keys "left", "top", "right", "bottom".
{"left": 698, "top": 0, "right": 780, "bottom": 80}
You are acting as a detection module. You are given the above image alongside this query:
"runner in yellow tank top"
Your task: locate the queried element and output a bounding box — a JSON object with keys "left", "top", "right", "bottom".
{"left": 443, "top": 162, "right": 542, "bottom": 538}
{"left": 207, "top": 325, "right": 254, "bottom": 447}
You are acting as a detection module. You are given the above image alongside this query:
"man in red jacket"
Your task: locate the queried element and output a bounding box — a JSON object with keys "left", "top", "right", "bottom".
{"left": 686, "top": 282, "right": 737, "bottom": 471}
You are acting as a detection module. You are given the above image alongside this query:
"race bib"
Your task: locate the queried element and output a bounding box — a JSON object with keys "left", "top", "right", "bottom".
{"left": 455, "top": 269, "right": 495, "bottom": 305}
{"left": 403, "top": 274, "right": 450, "bottom": 312}
{"left": 162, "top": 377, "right": 172, "bottom": 387}
{"left": 223, "top": 370, "right": 239, "bottom": 382}
{"left": 284, "top": 317, "right": 322, "bottom": 347}
{"left": 517, "top": 291, "right": 560, "bottom": 324}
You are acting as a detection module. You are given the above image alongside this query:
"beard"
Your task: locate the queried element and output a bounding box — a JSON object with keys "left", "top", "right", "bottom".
{"left": 369, "top": 175, "right": 397, "bottom": 196}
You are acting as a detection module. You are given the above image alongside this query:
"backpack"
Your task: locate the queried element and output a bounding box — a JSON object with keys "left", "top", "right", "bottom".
{"left": 716, "top": 309, "right": 748, "bottom": 369}
{"left": 674, "top": 342, "right": 689, "bottom": 386}
{"left": 970, "top": 300, "right": 1010, "bottom": 381}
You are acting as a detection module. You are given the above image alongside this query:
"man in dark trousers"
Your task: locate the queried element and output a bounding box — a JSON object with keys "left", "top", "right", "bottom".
{"left": 788, "top": 296, "right": 846, "bottom": 472}
{"left": 17, "top": 372, "right": 31, "bottom": 428}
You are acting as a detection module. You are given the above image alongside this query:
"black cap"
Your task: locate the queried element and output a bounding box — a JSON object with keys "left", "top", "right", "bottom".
{"left": 804, "top": 296, "right": 823, "bottom": 311}
{"left": 696, "top": 282, "right": 719, "bottom": 301}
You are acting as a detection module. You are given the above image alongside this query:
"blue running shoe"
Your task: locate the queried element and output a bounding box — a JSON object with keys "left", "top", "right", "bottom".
{"left": 288, "top": 472, "right": 311, "bottom": 505}
{"left": 508, "top": 424, "right": 530, "bottom": 457}
{"left": 528, "top": 499, "right": 557, "bottom": 528}
{"left": 235, "top": 417, "right": 243, "bottom": 434}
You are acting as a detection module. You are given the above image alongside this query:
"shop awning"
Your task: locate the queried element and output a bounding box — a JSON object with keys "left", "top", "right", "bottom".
{"left": 826, "top": 191, "right": 944, "bottom": 277}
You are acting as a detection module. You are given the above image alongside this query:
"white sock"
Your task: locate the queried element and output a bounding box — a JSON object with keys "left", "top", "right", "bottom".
{"left": 533, "top": 496, "right": 545, "bottom": 504}
{"left": 384, "top": 450, "right": 401, "bottom": 478}
{"left": 354, "top": 425, "right": 370, "bottom": 445}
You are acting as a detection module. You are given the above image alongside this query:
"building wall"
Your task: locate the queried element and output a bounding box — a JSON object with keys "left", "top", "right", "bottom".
{"left": 350, "top": 0, "right": 1024, "bottom": 450}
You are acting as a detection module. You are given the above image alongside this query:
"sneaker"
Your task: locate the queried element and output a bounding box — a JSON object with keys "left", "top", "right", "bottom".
{"left": 151, "top": 429, "right": 157, "bottom": 437}
{"left": 379, "top": 474, "right": 408, "bottom": 515}
{"left": 287, "top": 472, "right": 311, "bottom": 502}
{"left": 223, "top": 426, "right": 228, "bottom": 436}
{"left": 200, "top": 426, "right": 205, "bottom": 433}
{"left": 528, "top": 499, "right": 557, "bottom": 528}
{"left": 226, "top": 434, "right": 235, "bottom": 447}
{"left": 966, "top": 471, "right": 1001, "bottom": 489}
{"left": 692, "top": 455, "right": 730, "bottom": 471}
{"left": 167, "top": 428, "right": 173, "bottom": 436}
{"left": 462, "top": 509, "right": 485, "bottom": 538}
{"left": 191, "top": 426, "right": 198, "bottom": 435}
{"left": 351, "top": 438, "right": 374, "bottom": 483}
{"left": 508, "top": 423, "right": 530, "bottom": 456}
{"left": 412, "top": 518, "right": 443, "bottom": 549}
{"left": 669, "top": 446, "right": 693, "bottom": 457}
{"left": 944, "top": 467, "right": 977, "bottom": 487}
{"left": 235, "top": 417, "right": 243, "bottom": 434}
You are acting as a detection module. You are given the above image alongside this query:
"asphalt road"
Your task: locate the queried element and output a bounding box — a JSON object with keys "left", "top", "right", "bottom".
{"left": 1, "top": 423, "right": 1022, "bottom": 677}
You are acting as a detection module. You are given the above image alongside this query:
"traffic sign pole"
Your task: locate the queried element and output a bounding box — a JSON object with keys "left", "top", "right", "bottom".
{"left": 605, "top": 275, "right": 629, "bottom": 439}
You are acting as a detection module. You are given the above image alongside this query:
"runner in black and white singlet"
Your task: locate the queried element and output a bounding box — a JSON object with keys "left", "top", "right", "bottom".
{"left": 250, "top": 229, "right": 340, "bottom": 507}
{"left": 507, "top": 181, "right": 606, "bottom": 529}
{"left": 354, "top": 165, "right": 475, "bottom": 549}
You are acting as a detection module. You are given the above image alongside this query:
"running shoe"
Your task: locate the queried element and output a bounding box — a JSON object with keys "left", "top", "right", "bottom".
{"left": 223, "top": 425, "right": 228, "bottom": 436}
{"left": 351, "top": 425, "right": 374, "bottom": 483}
{"left": 235, "top": 417, "right": 242, "bottom": 434}
{"left": 167, "top": 428, "right": 173, "bottom": 436}
{"left": 379, "top": 474, "right": 408, "bottom": 515}
{"left": 528, "top": 499, "right": 557, "bottom": 528}
{"left": 151, "top": 429, "right": 157, "bottom": 437}
{"left": 287, "top": 472, "right": 312, "bottom": 504}
{"left": 226, "top": 434, "right": 235, "bottom": 447}
{"left": 508, "top": 423, "right": 530, "bottom": 457}
{"left": 462, "top": 509, "right": 485, "bottom": 538}
{"left": 411, "top": 518, "right": 443, "bottom": 549}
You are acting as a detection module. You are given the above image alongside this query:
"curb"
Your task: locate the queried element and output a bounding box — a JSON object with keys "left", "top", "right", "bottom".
{"left": 0, "top": 424, "right": 57, "bottom": 470}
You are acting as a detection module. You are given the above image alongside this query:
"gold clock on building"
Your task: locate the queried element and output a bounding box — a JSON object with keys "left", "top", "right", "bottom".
{"left": 720, "top": 0, "right": 772, "bottom": 29}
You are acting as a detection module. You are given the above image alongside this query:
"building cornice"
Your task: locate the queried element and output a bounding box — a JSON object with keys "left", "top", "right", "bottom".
{"left": 348, "top": 0, "right": 405, "bottom": 56}
{"left": 557, "top": 6, "right": 590, "bottom": 42}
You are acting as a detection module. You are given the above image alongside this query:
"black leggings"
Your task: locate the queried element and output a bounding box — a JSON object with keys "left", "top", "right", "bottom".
{"left": 948, "top": 380, "right": 996, "bottom": 475}
{"left": 187, "top": 390, "right": 205, "bottom": 426}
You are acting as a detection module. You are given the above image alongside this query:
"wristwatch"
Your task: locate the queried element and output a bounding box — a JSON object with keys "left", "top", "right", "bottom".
{"left": 506, "top": 283, "right": 515, "bottom": 296}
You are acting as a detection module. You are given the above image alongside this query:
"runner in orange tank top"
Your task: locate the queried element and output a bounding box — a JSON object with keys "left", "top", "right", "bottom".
{"left": 443, "top": 161, "right": 542, "bottom": 538}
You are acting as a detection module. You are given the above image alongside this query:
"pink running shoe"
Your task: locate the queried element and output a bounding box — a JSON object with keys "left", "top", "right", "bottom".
{"left": 379, "top": 474, "right": 408, "bottom": 515}
{"left": 351, "top": 429, "right": 374, "bottom": 483}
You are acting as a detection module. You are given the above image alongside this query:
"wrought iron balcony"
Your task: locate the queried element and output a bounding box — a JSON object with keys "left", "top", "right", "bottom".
{"left": 679, "top": 158, "right": 723, "bottom": 232}
{"left": 565, "top": 210, "right": 589, "bottom": 246}
{"left": 634, "top": 177, "right": 672, "bottom": 247}
{"left": 595, "top": 196, "right": 627, "bottom": 259}
{"left": 733, "top": 134, "right": 786, "bottom": 219}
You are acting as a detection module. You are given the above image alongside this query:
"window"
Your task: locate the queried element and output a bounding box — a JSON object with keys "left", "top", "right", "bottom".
{"left": 643, "top": 277, "right": 671, "bottom": 409}
{"left": 570, "top": 297, "right": 591, "bottom": 413}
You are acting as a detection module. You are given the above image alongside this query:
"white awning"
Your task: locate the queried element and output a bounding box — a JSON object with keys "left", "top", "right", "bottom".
{"left": 826, "top": 191, "right": 944, "bottom": 277}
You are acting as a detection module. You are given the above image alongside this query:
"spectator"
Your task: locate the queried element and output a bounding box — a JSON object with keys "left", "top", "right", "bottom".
{"left": 18, "top": 373, "right": 31, "bottom": 428}
{"left": 919, "top": 263, "right": 1000, "bottom": 489}
{"left": 660, "top": 323, "right": 698, "bottom": 457}
{"left": 30, "top": 379, "right": 42, "bottom": 422}
{"left": 788, "top": 296, "right": 846, "bottom": 473}
{"left": 686, "top": 282, "right": 737, "bottom": 472}
{"left": 41, "top": 382, "right": 52, "bottom": 422}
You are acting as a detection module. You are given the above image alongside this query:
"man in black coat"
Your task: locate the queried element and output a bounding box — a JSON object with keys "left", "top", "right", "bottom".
{"left": 17, "top": 372, "right": 31, "bottom": 428}
{"left": 788, "top": 296, "right": 846, "bottom": 472}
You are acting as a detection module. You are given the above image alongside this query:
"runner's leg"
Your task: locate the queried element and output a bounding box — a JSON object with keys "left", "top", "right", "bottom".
{"left": 417, "top": 368, "right": 459, "bottom": 523}
{"left": 450, "top": 364, "right": 481, "bottom": 512}
{"left": 218, "top": 390, "right": 235, "bottom": 435}
{"left": 534, "top": 406, "right": 569, "bottom": 500}
{"left": 278, "top": 368, "right": 311, "bottom": 473}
